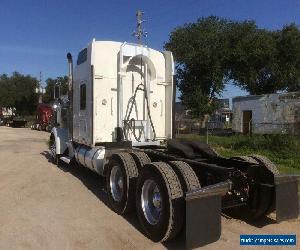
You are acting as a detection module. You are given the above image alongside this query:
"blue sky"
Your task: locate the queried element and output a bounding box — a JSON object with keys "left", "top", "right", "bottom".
{"left": 0, "top": 0, "right": 299, "bottom": 99}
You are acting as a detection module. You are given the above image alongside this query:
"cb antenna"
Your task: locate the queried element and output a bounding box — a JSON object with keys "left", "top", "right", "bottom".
{"left": 133, "top": 10, "right": 147, "bottom": 45}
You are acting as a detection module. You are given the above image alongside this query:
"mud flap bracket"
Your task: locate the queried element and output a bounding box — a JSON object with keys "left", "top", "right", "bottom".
{"left": 185, "top": 181, "right": 231, "bottom": 249}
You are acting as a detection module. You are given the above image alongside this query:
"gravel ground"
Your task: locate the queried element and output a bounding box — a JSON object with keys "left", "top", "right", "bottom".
{"left": 0, "top": 127, "right": 298, "bottom": 250}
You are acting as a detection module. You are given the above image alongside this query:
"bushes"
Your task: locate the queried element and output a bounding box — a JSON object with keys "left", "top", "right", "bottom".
{"left": 229, "top": 135, "right": 299, "bottom": 157}
{"left": 185, "top": 134, "right": 299, "bottom": 156}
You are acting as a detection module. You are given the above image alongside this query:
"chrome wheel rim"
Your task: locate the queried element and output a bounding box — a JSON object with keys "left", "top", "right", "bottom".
{"left": 110, "top": 165, "right": 124, "bottom": 202}
{"left": 141, "top": 179, "right": 162, "bottom": 225}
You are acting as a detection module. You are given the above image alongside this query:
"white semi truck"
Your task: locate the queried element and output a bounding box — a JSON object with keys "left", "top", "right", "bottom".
{"left": 49, "top": 39, "right": 298, "bottom": 248}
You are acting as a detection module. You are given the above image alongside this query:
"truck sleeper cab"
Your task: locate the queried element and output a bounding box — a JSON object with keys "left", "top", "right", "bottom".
{"left": 72, "top": 40, "right": 173, "bottom": 146}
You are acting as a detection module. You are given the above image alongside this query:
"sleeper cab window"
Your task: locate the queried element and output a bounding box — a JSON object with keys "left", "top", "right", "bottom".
{"left": 80, "top": 84, "right": 86, "bottom": 110}
{"left": 77, "top": 48, "right": 87, "bottom": 65}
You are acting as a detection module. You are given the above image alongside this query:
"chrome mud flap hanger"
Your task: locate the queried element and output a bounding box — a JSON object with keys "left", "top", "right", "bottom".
{"left": 185, "top": 181, "right": 231, "bottom": 249}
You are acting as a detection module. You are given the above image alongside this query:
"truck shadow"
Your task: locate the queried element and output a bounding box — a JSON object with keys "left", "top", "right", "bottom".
{"left": 246, "top": 216, "right": 277, "bottom": 227}
{"left": 222, "top": 212, "right": 276, "bottom": 228}
{"left": 40, "top": 151, "right": 166, "bottom": 243}
{"left": 40, "top": 150, "right": 277, "bottom": 250}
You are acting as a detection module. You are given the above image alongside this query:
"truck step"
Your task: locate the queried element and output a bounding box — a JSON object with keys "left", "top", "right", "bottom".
{"left": 60, "top": 156, "right": 71, "bottom": 164}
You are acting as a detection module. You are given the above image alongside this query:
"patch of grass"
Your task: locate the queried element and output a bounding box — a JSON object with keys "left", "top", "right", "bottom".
{"left": 178, "top": 134, "right": 300, "bottom": 174}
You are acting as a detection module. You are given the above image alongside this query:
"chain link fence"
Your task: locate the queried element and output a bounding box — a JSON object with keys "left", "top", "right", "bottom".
{"left": 251, "top": 122, "right": 300, "bottom": 135}
{"left": 175, "top": 119, "right": 300, "bottom": 138}
{"left": 175, "top": 119, "right": 234, "bottom": 137}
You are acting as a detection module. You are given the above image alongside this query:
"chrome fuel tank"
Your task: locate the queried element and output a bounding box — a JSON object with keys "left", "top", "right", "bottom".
{"left": 75, "top": 145, "right": 106, "bottom": 176}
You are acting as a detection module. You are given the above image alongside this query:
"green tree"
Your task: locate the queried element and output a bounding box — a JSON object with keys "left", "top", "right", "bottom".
{"left": 0, "top": 74, "right": 14, "bottom": 108}
{"left": 43, "top": 76, "right": 68, "bottom": 103}
{"left": 0, "top": 72, "right": 38, "bottom": 116}
{"left": 12, "top": 72, "right": 38, "bottom": 115}
{"left": 165, "top": 16, "right": 300, "bottom": 120}
{"left": 275, "top": 24, "right": 300, "bottom": 92}
{"left": 165, "top": 16, "right": 231, "bottom": 123}
{"left": 228, "top": 23, "right": 300, "bottom": 94}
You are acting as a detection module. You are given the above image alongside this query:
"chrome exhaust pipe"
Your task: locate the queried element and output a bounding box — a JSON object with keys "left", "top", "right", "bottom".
{"left": 67, "top": 53, "right": 73, "bottom": 92}
{"left": 67, "top": 52, "right": 73, "bottom": 137}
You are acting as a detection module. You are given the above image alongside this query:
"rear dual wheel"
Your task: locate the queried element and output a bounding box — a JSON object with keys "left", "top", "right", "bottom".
{"left": 230, "top": 154, "right": 279, "bottom": 219}
{"left": 136, "top": 162, "right": 184, "bottom": 242}
{"left": 136, "top": 161, "right": 200, "bottom": 242}
{"left": 107, "top": 155, "right": 200, "bottom": 242}
{"left": 106, "top": 153, "right": 139, "bottom": 214}
{"left": 106, "top": 152, "right": 150, "bottom": 214}
{"left": 130, "top": 151, "right": 151, "bottom": 169}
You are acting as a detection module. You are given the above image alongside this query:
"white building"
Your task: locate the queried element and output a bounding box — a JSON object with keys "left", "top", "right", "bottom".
{"left": 232, "top": 92, "right": 300, "bottom": 135}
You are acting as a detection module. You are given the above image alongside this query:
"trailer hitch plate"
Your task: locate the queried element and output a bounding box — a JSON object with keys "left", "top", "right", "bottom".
{"left": 185, "top": 181, "right": 231, "bottom": 249}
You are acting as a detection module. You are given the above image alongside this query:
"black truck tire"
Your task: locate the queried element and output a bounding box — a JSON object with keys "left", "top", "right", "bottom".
{"left": 231, "top": 155, "right": 258, "bottom": 164}
{"left": 130, "top": 151, "right": 151, "bottom": 169}
{"left": 249, "top": 154, "right": 279, "bottom": 175}
{"left": 106, "top": 153, "right": 138, "bottom": 214}
{"left": 167, "top": 139, "right": 195, "bottom": 159}
{"left": 182, "top": 140, "right": 219, "bottom": 159}
{"left": 230, "top": 155, "right": 278, "bottom": 219}
{"left": 169, "top": 161, "right": 201, "bottom": 192}
{"left": 136, "top": 162, "right": 184, "bottom": 242}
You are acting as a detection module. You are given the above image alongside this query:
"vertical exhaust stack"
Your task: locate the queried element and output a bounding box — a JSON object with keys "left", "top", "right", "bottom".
{"left": 67, "top": 52, "right": 73, "bottom": 138}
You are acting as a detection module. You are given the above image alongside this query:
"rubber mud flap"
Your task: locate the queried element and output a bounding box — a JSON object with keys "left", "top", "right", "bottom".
{"left": 185, "top": 181, "right": 231, "bottom": 249}
{"left": 275, "top": 175, "right": 299, "bottom": 222}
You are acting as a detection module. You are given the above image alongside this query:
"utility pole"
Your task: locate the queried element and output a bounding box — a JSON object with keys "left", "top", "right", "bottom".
{"left": 54, "top": 81, "right": 61, "bottom": 100}
{"left": 134, "top": 10, "right": 147, "bottom": 45}
{"left": 35, "top": 71, "right": 45, "bottom": 103}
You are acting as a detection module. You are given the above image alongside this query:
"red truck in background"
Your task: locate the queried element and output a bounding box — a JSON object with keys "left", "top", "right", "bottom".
{"left": 31, "top": 103, "right": 54, "bottom": 132}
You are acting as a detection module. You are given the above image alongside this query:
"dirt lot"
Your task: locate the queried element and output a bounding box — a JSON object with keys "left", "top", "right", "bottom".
{"left": 0, "top": 127, "right": 298, "bottom": 250}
